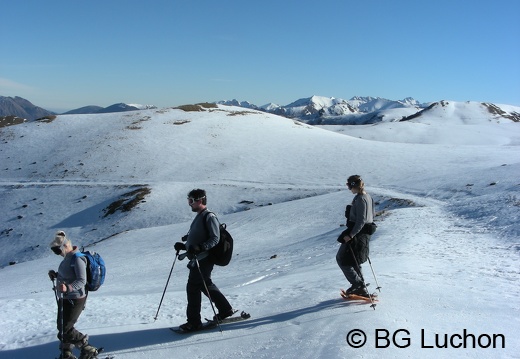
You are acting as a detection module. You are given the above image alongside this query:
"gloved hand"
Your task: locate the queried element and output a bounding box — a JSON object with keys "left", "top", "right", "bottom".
{"left": 174, "top": 242, "right": 186, "bottom": 252}
{"left": 48, "top": 270, "right": 57, "bottom": 280}
{"left": 188, "top": 244, "right": 202, "bottom": 255}
{"left": 337, "top": 229, "right": 350, "bottom": 243}
{"left": 181, "top": 235, "right": 188, "bottom": 242}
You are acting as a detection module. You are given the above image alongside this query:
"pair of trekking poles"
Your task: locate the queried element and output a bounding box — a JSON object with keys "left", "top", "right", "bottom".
{"left": 348, "top": 244, "right": 381, "bottom": 310}
{"left": 153, "top": 250, "right": 224, "bottom": 332}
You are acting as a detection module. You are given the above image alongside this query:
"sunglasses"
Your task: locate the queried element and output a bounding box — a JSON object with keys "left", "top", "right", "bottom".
{"left": 347, "top": 181, "right": 358, "bottom": 189}
{"left": 51, "top": 246, "right": 63, "bottom": 255}
{"left": 187, "top": 196, "right": 205, "bottom": 205}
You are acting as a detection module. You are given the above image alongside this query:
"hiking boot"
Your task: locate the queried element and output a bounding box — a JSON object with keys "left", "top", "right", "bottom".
{"left": 79, "top": 344, "right": 98, "bottom": 359}
{"left": 345, "top": 285, "right": 358, "bottom": 294}
{"left": 350, "top": 285, "right": 369, "bottom": 297}
{"left": 58, "top": 350, "right": 77, "bottom": 359}
{"left": 178, "top": 322, "right": 203, "bottom": 332}
{"left": 212, "top": 309, "right": 235, "bottom": 322}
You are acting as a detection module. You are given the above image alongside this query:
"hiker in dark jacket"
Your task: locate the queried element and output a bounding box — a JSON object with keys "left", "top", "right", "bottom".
{"left": 174, "top": 189, "right": 234, "bottom": 332}
{"left": 48, "top": 231, "right": 98, "bottom": 359}
{"left": 336, "top": 175, "right": 375, "bottom": 297}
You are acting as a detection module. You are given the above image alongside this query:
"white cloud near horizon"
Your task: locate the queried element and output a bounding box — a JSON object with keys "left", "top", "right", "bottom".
{"left": 0, "top": 77, "right": 35, "bottom": 94}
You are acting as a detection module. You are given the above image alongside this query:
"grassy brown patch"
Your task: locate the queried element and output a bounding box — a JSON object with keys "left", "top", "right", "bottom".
{"left": 227, "top": 110, "right": 259, "bottom": 116}
{"left": 35, "top": 115, "right": 58, "bottom": 123}
{"left": 0, "top": 116, "right": 26, "bottom": 128}
{"left": 103, "top": 186, "right": 151, "bottom": 217}
{"left": 175, "top": 102, "right": 218, "bottom": 112}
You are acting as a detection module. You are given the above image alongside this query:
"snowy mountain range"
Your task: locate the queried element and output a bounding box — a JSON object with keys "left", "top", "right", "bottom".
{"left": 2, "top": 95, "right": 519, "bottom": 126}
{"left": 218, "top": 95, "right": 520, "bottom": 125}
{"left": 0, "top": 103, "right": 519, "bottom": 358}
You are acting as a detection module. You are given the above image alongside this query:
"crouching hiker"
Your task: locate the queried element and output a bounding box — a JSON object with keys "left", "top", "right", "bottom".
{"left": 48, "top": 231, "right": 98, "bottom": 359}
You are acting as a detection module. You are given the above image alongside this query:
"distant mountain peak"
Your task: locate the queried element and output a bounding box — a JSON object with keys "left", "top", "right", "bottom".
{"left": 216, "top": 99, "right": 259, "bottom": 109}
{"left": 64, "top": 102, "right": 157, "bottom": 115}
{"left": 0, "top": 96, "right": 55, "bottom": 121}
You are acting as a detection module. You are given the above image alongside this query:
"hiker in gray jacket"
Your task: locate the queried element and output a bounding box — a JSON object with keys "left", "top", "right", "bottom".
{"left": 173, "top": 189, "right": 234, "bottom": 332}
{"left": 48, "top": 231, "right": 98, "bottom": 359}
{"left": 336, "top": 175, "right": 375, "bottom": 297}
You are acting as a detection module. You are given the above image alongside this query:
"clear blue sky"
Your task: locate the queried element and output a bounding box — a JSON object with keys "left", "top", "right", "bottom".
{"left": 2, "top": 0, "right": 519, "bottom": 112}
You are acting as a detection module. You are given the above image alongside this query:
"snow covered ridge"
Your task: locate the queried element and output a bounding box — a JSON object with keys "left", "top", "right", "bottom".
{"left": 217, "top": 95, "right": 520, "bottom": 125}
{"left": 400, "top": 100, "right": 520, "bottom": 124}
{"left": 126, "top": 104, "right": 157, "bottom": 110}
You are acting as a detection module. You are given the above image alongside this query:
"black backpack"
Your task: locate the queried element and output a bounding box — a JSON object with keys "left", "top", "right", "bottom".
{"left": 203, "top": 211, "right": 234, "bottom": 266}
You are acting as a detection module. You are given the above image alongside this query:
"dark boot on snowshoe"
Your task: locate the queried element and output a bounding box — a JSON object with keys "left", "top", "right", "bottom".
{"left": 78, "top": 344, "right": 98, "bottom": 359}
{"left": 350, "top": 285, "right": 370, "bottom": 297}
{"left": 59, "top": 342, "right": 77, "bottom": 359}
{"left": 345, "top": 285, "right": 357, "bottom": 294}
{"left": 212, "top": 309, "right": 235, "bottom": 322}
{"left": 178, "top": 322, "right": 203, "bottom": 332}
{"left": 59, "top": 350, "right": 77, "bottom": 359}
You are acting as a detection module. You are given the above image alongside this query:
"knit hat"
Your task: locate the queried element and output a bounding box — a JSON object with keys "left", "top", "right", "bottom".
{"left": 49, "top": 230, "right": 68, "bottom": 248}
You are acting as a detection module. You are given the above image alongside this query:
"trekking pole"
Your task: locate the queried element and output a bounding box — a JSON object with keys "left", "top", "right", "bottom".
{"left": 154, "top": 250, "right": 179, "bottom": 321}
{"left": 193, "top": 255, "right": 223, "bottom": 334}
{"left": 367, "top": 256, "right": 381, "bottom": 292}
{"left": 52, "top": 278, "right": 64, "bottom": 359}
{"left": 348, "top": 244, "right": 376, "bottom": 310}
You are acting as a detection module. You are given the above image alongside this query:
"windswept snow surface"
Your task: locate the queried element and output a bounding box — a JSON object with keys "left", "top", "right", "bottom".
{"left": 0, "top": 105, "right": 518, "bottom": 359}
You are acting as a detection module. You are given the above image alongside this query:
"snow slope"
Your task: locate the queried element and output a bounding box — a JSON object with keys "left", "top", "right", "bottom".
{"left": 0, "top": 105, "right": 518, "bottom": 359}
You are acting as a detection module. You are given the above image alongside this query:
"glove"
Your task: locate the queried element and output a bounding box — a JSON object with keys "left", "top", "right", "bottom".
{"left": 181, "top": 235, "right": 188, "bottom": 242}
{"left": 337, "top": 229, "right": 349, "bottom": 243}
{"left": 48, "top": 270, "right": 57, "bottom": 280}
{"left": 188, "top": 244, "right": 202, "bottom": 255}
{"left": 174, "top": 242, "right": 186, "bottom": 252}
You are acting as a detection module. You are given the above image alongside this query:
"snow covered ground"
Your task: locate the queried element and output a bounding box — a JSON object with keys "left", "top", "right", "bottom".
{"left": 0, "top": 104, "right": 519, "bottom": 358}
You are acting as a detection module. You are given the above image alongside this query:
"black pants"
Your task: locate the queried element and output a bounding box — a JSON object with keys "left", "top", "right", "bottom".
{"left": 336, "top": 243, "right": 364, "bottom": 286}
{"left": 57, "top": 296, "right": 87, "bottom": 348}
{"left": 186, "top": 258, "right": 232, "bottom": 325}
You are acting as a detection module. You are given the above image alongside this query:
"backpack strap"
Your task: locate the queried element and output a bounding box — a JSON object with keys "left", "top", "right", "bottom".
{"left": 202, "top": 210, "right": 218, "bottom": 222}
{"left": 72, "top": 251, "right": 87, "bottom": 265}
{"left": 201, "top": 211, "right": 221, "bottom": 251}
{"left": 71, "top": 252, "right": 89, "bottom": 295}
{"left": 202, "top": 211, "right": 221, "bottom": 232}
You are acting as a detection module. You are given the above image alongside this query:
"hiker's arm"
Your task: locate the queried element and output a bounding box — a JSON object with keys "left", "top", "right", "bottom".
{"left": 201, "top": 214, "right": 220, "bottom": 250}
{"left": 349, "top": 196, "right": 369, "bottom": 238}
{"left": 69, "top": 256, "right": 87, "bottom": 292}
